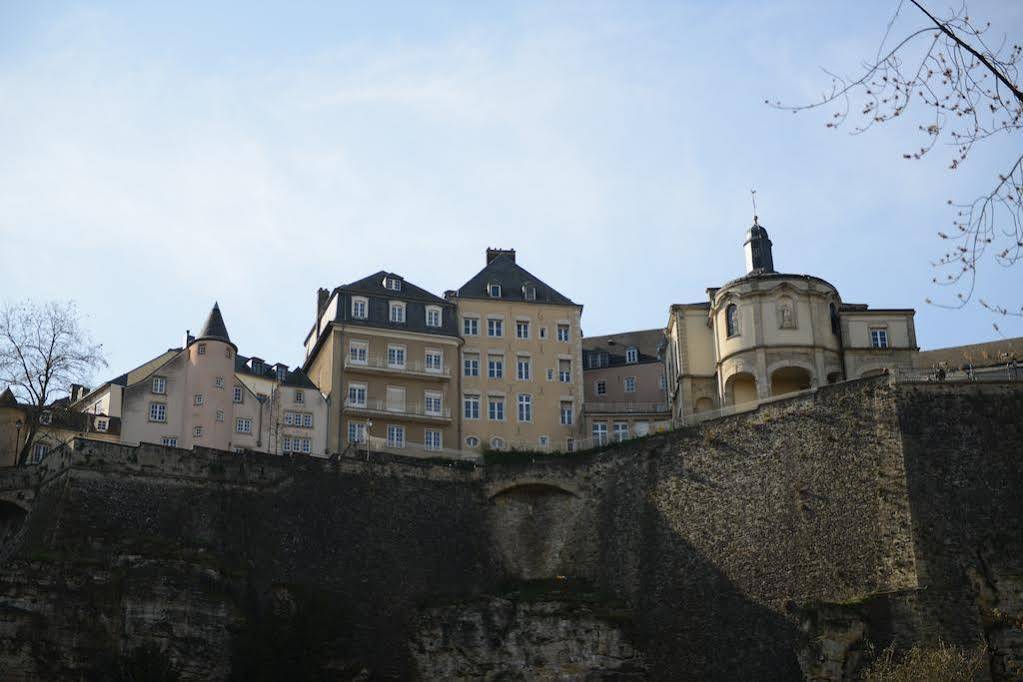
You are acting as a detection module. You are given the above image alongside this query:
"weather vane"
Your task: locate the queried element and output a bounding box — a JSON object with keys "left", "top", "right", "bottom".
{"left": 751, "top": 188, "right": 759, "bottom": 224}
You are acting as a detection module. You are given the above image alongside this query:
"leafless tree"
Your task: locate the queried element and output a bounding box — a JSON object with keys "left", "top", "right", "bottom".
{"left": 0, "top": 300, "right": 107, "bottom": 465}
{"left": 769, "top": 1, "right": 1023, "bottom": 324}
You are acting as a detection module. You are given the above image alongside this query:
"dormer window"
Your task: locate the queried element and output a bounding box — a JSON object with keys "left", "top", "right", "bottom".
{"left": 487, "top": 282, "right": 502, "bottom": 298}
{"left": 351, "top": 296, "right": 368, "bottom": 320}
{"left": 39, "top": 411, "right": 52, "bottom": 426}
{"left": 251, "top": 359, "right": 264, "bottom": 374}
{"left": 626, "top": 347, "right": 639, "bottom": 364}
{"left": 276, "top": 366, "right": 287, "bottom": 382}
{"left": 384, "top": 276, "right": 402, "bottom": 291}
{"left": 95, "top": 418, "right": 108, "bottom": 432}
{"left": 389, "top": 301, "right": 406, "bottom": 323}
{"left": 522, "top": 284, "right": 536, "bottom": 301}
{"left": 426, "top": 306, "right": 442, "bottom": 328}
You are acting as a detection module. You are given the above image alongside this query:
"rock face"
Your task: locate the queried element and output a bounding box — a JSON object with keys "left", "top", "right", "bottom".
{"left": 411, "top": 593, "right": 646, "bottom": 680}
{"left": 0, "top": 378, "right": 1019, "bottom": 680}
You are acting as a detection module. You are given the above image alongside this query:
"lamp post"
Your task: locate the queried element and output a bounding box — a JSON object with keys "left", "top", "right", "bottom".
{"left": 14, "top": 418, "right": 23, "bottom": 463}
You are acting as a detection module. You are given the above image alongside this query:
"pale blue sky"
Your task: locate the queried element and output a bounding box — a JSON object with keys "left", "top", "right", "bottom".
{"left": 2, "top": 1, "right": 1021, "bottom": 381}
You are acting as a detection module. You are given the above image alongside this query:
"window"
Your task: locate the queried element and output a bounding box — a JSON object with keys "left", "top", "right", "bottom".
{"left": 487, "top": 319, "right": 503, "bottom": 337}
{"left": 626, "top": 347, "right": 638, "bottom": 363}
{"left": 595, "top": 380, "right": 607, "bottom": 396}
{"left": 830, "top": 303, "right": 841, "bottom": 336}
{"left": 387, "top": 345, "right": 406, "bottom": 368}
{"left": 463, "top": 394, "right": 480, "bottom": 420}
{"left": 560, "top": 401, "right": 573, "bottom": 425}
{"left": 349, "top": 340, "right": 368, "bottom": 365}
{"left": 559, "top": 359, "right": 571, "bottom": 383}
{"left": 152, "top": 377, "right": 166, "bottom": 394}
{"left": 516, "top": 321, "right": 530, "bottom": 339}
{"left": 624, "top": 377, "right": 637, "bottom": 393}
{"left": 251, "top": 359, "right": 264, "bottom": 374}
{"left": 488, "top": 355, "right": 504, "bottom": 379}
{"left": 566, "top": 438, "right": 575, "bottom": 452}
{"left": 386, "top": 386, "right": 406, "bottom": 412}
{"left": 282, "top": 436, "right": 292, "bottom": 453}
{"left": 539, "top": 327, "right": 548, "bottom": 340}
{"left": 538, "top": 435, "right": 549, "bottom": 448}
{"left": 161, "top": 437, "right": 177, "bottom": 447}
{"left": 546, "top": 368, "right": 554, "bottom": 381}
{"left": 490, "top": 436, "right": 505, "bottom": 450}
{"left": 426, "top": 306, "right": 442, "bottom": 327}
{"left": 300, "top": 437, "right": 311, "bottom": 453}
{"left": 352, "top": 297, "right": 368, "bottom": 319}
{"left": 425, "top": 429, "right": 442, "bottom": 450}
{"left": 466, "top": 436, "right": 480, "bottom": 448}
{"left": 726, "top": 304, "right": 740, "bottom": 337}
{"left": 194, "top": 394, "right": 204, "bottom": 406}
{"left": 295, "top": 390, "right": 304, "bottom": 404}
{"left": 226, "top": 348, "right": 232, "bottom": 359}
{"left": 464, "top": 354, "right": 480, "bottom": 377}
{"left": 659, "top": 375, "right": 667, "bottom": 390}
{"left": 389, "top": 302, "right": 406, "bottom": 323}
{"left": 216, "top": 410, "right": 224, "bottom": 422}
{"left": 347, "top": 383, "right": 367, "bottom": 407}
{"left": 384, "top": 276, "right": 402, "bottom": 291}
{"left": 303, "top": 413, "right": 313, "bottom": 428}
{"left": 517, "top": 357, "right": 531, "bottom": 381}
{"left": 517, "top": 394, "right": 532, "bottom": 422}
{"left": 194, "top": 426, "right": 203, "bottom": 438}
{"left": 488, "top": 396, "right": 505, "bottom": 421}
{"left": 348, "top": 421, "right": 367, "bottom": 444}
{"left": 197, "top": 343, "right": 206, "bottom": 355}
{"left": 613, "top": 422, "right": 629, "bottom": 442}
{"left": 31, "top": 443, "right": 48, "bottom": 464}
{"left": 557, "top": 324, "right": 570, "bottom": 342}
{"left": 425, "top": 391, "right": 443, "bottom": 416}
{"left": 425, "top": 350, "right": 443, "bottom": 373}
{"left": 236, "top": 417, "right": 252, "bottom": 434}
{"left": 149, "top": 403, "right": 167, "bottom": 422}
{"left": 215, "top": 376, "right": 225, "bottom": 389}
{"left": 276, "top": 366, "right": 287, "bottom": 382}
{"left": 95, "top": 418, "right": 108, "bottom": 432}
{"left": 387, "top": 425, "right": 405, "bottom": 448}
{"left": 286, "top": 412, "right": 314, "bottom": 428}
{"left": 487, "top": 282, "right": 501, "bottom": 298}
{"left": 233, "top": 386, "right": 243, "bottom": 403}
{"left": 523, "top": 285, "right": 536, "bottom": 300}
{"left": 592, "top": 422, "right": 608, "bottom": 446}
{"left": 39, "top": 411, "right": 52, "bottom": 425}
{"left": 463, "top": 317, "right": 479, "bottom": 336}
{"left": 870, "top": 327, "right": 889, "bottom": 348}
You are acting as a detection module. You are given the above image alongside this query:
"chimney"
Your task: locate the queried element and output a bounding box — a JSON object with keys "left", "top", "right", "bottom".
{"left": 317, "top": 288, "right": 329, "bottom": 315}
{"left": 184, "top": 329, "right": 194, "bottom": 347}
{"left": 486, "top": 248, "right": 516, "bottom": 265}
{"left": 69, "top": 384, "right": 88, "bottom": 402}
{"left": 444, "top": 290, "right": 457, "bottom": 301}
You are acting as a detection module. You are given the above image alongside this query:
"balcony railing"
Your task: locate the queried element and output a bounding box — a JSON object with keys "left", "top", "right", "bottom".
{"left": 584, "top": 401, "right": 670, "bottom": 414}
{"left": 344, "top": 398, "right": 452, "bottom": 420}
{"left": 353, "top": 435, "right": 482, "bottom": 463}
{"left": 344, "top": 355, "right": 450, "bottom": 378}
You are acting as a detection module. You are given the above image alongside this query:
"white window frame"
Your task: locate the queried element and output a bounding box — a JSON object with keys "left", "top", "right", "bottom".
{"left": 557, "top": 324, "right": 570, "bottom": 342}
{"left": 516, "top": 320, "right": 530, "bottom": 339}
{"left": 517, "top": 357, "right": 531, "bottom": 381}
{"left": 560, "top": 401, "right": 573, "bottom": 425}
{"left": 559, "top": 360, "right": 572, "bottom": 383}
{"left": 424, "top": 390, "right": 443, "bottom": 416}
{"left": 593, "top": 422, "right": 608, "bottom": 446}
{"left": 517, "top": 393, "right": 532, "bottom": 423}
{"left": 294, "top": 390, "right": 304, "bottom": 404}
{"left": 870, "top": 327, "right": 889, "bottom": 349}
{"left": 31, "top": 443, "right": 48, "bottom": 463}
{"left": 613, "top": 422, "right": 629, "bottom": 442}
{"left": 197, "top": 343, "right": 206, "bottom": 355}
{"left": 596, "top": 380, "right": 607, "bottom": 396}
{"left": 161, "top": 437, "right": 177, "bottom": 447}
{"left": 348, "top": 421, "right": 367, "bottom": 444}
{"left": 389, "top": 301, "right": 406, "bottom": 324}
{"left": 347, "top": 382, "right": 368, "bottom": 407}
{"left": 487, "top": 282, "right": 501, "bottom": 298}
{"left": 538, "top": 435, "right": 549, "bottom": 448}
{"left": 487, "top": 318, "right": 503, "bottom": 337}
{"left": 426, "top": 306, "right": 442, "bottom": 328}
{"left": 386, "top": 424, "right": 405, "bottom": 448}
{"left": 488, "top": 355, "right": 504, "bottom": 379}
{"left": 193, "top": 426, "right": 203, "bottom": 438}
{"left": 387, "top": 344, "right": 407, "bottom": 369}
{"left": 152, "top": 376, "right": 167, "bottom": 394}
{"left": 95, "top": 417, "right": 109, "bottom": 432}
{"left": 539, "top": 326, "right": 548, "bottom": 340}
{"left": 216, "top": 410, "right": 224, "bottom": 423}
{"left": 236, "top": 417, "right": 252, "bottom": 434}
{"left": 425, "top": 349, "right": 443, "bottom": 373}
{"left": 149, "top": 402, "right": 167, "bottom": 422}
{"left": 463, "top": 393, "right": 480, "bottom": 420}
{"left": 463, "top": 317, "right": 479, "bottom": 336}
{"left": 424, "top": 429, "right": 442, "bottom": 450}
{"left": 384, "top": 276, "right": 402, "bottom": 291}
{"left": 351, "top": 296, "right": 368, "bottom": 320}
{"left": 233, "top": 386, "right": 244, "bottom": 403}
{"left": 624, "top": 376, "right": 637, "bottom": 393}
{"left": 488, "top": 395, "right": 505, "bottom": 421}
{"left": 194, "top": 393, "right": 204, "bottom": 406}
{"left": 626, "top": 347, "right": 638, "bottom": 363}
{"left": 490, "top": 436, "right": 505, "bottom": 450}
{"left": 349, "top": 340, "right": 369, "bottom": 365}
{"left": 463, "top": 353, "right": 480, "bottom": 377}
{"left": 465, "top": 436, "right": 480, "bottom": 448}
{"left": 215, "top": 376, "right": 225, "bottom": 388}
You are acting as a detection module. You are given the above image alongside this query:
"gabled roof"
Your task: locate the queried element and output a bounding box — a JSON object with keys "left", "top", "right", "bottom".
{"left": 234, "top": 354, "right": 318, "bottom": 389}
{"left": 583, "top": 329, "right": 665, "bottom": 367}
{"left": 197, "top": 302, "right": 232, "bottom": 343}
{"left": 454, "top": 253, "right": 576, "bottom": 306}
{"left": 339, "top": 272, "right": 450, "bottom": 305}
{"left": 0, "top": 387, "right": 18, "bottom": 407}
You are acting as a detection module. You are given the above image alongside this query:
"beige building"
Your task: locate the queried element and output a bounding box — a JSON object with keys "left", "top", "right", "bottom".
{"left": 665, "top": 220, "right": 918, "bottom": 423}
{"left": 304, "top": 272, "right": 461, "bottom": 455}
{"left": 447, "top": 249, "right": 584, "bottom": 452}
{"left": 75, "top": 304, "right": 328, "bottom": 456}
{"left": 582, "top": 329, "right": 671, "bottom": 445}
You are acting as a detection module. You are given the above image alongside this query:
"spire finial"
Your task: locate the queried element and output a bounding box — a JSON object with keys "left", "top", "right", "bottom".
{"left": 750, "top": 188, "right": 759, "bottom": 224}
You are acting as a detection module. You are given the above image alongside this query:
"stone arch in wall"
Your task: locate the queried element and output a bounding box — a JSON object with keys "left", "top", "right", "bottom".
{"left": 486, "top": 482, "right": 591, "bottom": 580}
{"left": 770, "top": 366, "right": 813, "bottom": 397}
{"left": 724, "top": 372, "right": 758, "bottom": 407}
{"left": 826, "top": 370, "right": 843, "bottom": 384}
{"left": 694, "top": 397, "right": 714, "bottom": 413}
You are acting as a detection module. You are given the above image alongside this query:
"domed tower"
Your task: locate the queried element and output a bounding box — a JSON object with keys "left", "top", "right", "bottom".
{"left": 744, "top": 217, "right": 775, "bottom": 275}
{"left": 184, "top": 303, "right": 238, "bottom": 450}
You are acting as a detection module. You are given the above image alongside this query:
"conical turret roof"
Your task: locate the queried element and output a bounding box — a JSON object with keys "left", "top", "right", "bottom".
{"left": 195, "top": 303, "right": 234, "bottom": 346}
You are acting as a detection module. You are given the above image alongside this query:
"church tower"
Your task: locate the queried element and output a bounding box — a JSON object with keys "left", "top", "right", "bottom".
{"left": 744, "top": 217, "right": 775, "bottom": 275}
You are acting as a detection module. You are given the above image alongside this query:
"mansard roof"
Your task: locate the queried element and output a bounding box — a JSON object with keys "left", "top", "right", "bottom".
{"left": 455, "top": 253, "right": 577, "bottom": 306}
{"left": 234, "top": 353, "right": 318, "bottom": 389}
{"left": 583, "top": 329, "right": 665, "bottom": 367}
{"left": 339, "top": 271, "right": 450, "bottom": 305}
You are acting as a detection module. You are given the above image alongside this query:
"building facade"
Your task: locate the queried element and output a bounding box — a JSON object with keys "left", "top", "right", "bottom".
{"left": 448, "top": 249, "right": 584, "bottom": 452}
{"left": 75, "top": 304, "right": 328, "bottom": 456}
{"left": 582, "top": 329, "right": 671, "bottom": 445}
{"left": 665, "top": 220, "right": 918, "bottom": 423}
{"left": 304, "top": 272, "right": 461, "bottom": 455}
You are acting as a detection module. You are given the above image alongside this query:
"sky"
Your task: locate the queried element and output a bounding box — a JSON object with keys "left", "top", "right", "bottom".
{"left": 1, "top": 0, "right": 1022, "bottom": 384}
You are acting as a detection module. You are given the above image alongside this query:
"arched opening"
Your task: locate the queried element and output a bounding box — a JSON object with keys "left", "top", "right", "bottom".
{"left": 725, "top": 372, "right": 758, "bottom": 406}
{"left": 826, "top": 371, "right": 843, "bottom": 384}
{"left": 725, "top": 304, "right": 740, "bottom": 337}
{"left": 770, "top": 366, "right": 812, "bottom": 397}
{"left": 694, "top": 397, "right": 714, "bottom": 413}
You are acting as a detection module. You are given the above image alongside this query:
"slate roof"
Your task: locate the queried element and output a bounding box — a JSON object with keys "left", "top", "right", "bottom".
{"left": 234, "top": 354, "right": 318, "bottom": 389}
{"left": 455, "top": 253, "right": 577, "bottom": 306}
{"left": 341, "top": 272, "right": 449, "bottom": 305}
{"left": 0, "top": 388, "right": 17, "bottom": 407}
{"left": 583, "top": 329, "right": 665, "bottom": 368}
{"left": 197, "top": 302, "right": 232, "bottom": 343}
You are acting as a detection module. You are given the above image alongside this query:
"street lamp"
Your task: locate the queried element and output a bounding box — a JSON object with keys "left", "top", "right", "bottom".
{"left": 14, "top": 419, "right": 23, "bottom": 462}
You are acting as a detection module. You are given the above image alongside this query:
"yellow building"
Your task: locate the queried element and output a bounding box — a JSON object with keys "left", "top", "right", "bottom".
{"left": 0, "top": 387, "right": 120, "bottom": 467}
{"left": 303, "top": 272, "right": 461, "bottom": 455}
{"left": 665, "top": 219, "right": 918, "bottom": 423}
{"left": 448, "top": 249, "right": 584, "bottom": 452}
